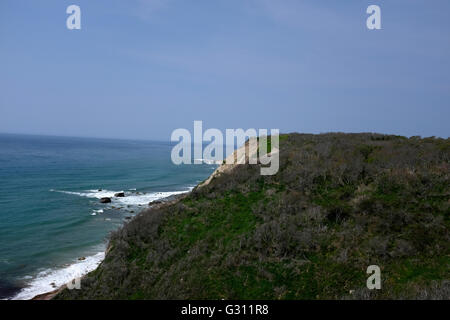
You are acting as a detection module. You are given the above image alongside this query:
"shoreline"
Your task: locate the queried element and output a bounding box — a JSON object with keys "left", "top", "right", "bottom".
{"left": 0, "top": 134, "right": 220, "bottom": 301}
{"left": 25, "top": 192, "right": 191, "bottom": 300}
{"left": 10, "top": 250, "right": 106, "bottom": 300}
{"left": 31, "top": 288, "right": 63, "bottom": 300}
{"left": 24, "top": 148, "right": 230, "bottom": 300}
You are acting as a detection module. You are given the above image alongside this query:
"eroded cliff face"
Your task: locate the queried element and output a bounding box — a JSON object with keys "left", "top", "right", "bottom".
{"left": 199, "top": 136, "right": 280, "bottom": 188}
{"left": 56, "top": 133, "right": 450, "bottom": 300}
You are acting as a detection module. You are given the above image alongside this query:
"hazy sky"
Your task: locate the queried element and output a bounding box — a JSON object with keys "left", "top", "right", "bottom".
{"left": 1, "top": 0, "right": 449, "bottom": 140}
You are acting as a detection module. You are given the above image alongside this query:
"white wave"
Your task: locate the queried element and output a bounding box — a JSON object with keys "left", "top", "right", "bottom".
{"left": 11, "top": 251, "right": 105, "bottom": 300}
{"left": 53, "top": 189, "right": 117, "bottom": 199}
{"left": 92, "top": 209, "right": 103, "bottom": 215}
{"left": 115, "top": 190, "right": 188, "bottom": 206}
{"left": 52, "top": 189, "right": 190, "bottom": 206}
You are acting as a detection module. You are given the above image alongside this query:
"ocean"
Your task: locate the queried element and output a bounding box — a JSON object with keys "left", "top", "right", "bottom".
{"left": 0, "top": 133, "right": 216, "bottom": 299}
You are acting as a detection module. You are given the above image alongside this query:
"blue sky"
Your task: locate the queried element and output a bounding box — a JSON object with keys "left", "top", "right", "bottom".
{"left": 1, "top": 0, "right": 449, "bottom": 140}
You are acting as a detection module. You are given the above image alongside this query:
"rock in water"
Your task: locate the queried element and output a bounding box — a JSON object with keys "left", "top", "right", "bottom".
{"left": 114, "top": 192, "right": 125, "bottom": 197}
{"left": 100, "top": 197, "right": 111, "bottom": 203}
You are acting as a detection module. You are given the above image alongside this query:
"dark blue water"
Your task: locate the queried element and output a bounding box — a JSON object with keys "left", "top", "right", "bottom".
{"left": 0, "top": 133, "right": 216, "bottom": 299}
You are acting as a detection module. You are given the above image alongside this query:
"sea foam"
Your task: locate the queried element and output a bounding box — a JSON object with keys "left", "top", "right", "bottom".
{"left": 11, "top": 250, "right": 105, "bottom": 300}
{"left": 52, "top": 189, "right": 190, "bottom": 206}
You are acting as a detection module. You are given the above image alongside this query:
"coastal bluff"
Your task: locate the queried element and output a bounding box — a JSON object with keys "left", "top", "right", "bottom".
{"left": 56, "top": 133, "right": 450, "bottom": 300}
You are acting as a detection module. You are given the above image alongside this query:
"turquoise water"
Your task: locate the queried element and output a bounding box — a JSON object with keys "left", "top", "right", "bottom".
{"left": 0, "top": 133, "right": 216, "bottom": 299}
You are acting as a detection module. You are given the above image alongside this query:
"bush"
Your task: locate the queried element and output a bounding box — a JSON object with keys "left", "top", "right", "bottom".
{"left": 56, "top": 133, "right": 450, "bottom": 300}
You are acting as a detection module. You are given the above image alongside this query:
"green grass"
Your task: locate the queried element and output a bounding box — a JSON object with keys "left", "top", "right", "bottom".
{"left": 165, "top": 191, "right": 263, "bottom": 249}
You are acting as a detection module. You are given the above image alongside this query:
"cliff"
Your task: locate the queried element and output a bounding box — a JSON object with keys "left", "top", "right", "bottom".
{"left": 56, "top": 133, "right": 449, "bottom": 299}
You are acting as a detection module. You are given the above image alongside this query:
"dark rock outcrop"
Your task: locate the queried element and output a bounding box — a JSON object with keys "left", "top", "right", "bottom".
{"left": 100, "top": 197, "right": 111, "bottom": 203}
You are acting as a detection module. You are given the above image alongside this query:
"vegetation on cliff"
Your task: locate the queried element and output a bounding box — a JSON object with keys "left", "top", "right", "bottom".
{"left": 57, "top": 133, "right": 450, "bottom": 299}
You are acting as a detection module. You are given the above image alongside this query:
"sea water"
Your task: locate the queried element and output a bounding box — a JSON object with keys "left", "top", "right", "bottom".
{"left": 0, "top": 133, "right": 216, "bottom": 299}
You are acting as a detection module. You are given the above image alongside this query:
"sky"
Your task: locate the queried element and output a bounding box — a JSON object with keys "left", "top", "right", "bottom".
{"left": 0, "top": 0, "right": 449, "bottom": 141}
